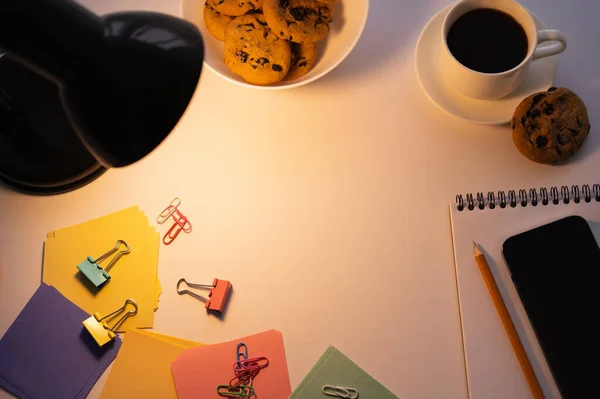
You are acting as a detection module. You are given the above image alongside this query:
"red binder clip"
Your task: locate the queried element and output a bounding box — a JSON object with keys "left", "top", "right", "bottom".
{"left": 157, "top": 198, "right": 192, "bottom": 245}
{"left": 176, "top": 278, "right": 232, "bottom": 313}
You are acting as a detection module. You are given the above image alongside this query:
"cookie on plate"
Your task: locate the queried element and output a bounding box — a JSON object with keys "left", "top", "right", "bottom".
{"left": 512, "top": 87, "right": 591, "bottom": 164}
{"left": 285, "top": 42, "right": 317, "bottom": 80}
{"left": 204, "top": 2, "right": 236, "bottom": 41}
{"left": 206, "top": 0, "right": 264, "bottom": 17}
{"left": 224, "top": 14, "right": 292, "bottom": 85}
{"left": 263, "top": 0, "right": 332, "bottom": 43}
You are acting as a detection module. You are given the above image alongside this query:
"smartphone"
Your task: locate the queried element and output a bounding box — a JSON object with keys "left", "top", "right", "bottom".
{"left": 502, "top": 215, "right": 600, "bottom": 398}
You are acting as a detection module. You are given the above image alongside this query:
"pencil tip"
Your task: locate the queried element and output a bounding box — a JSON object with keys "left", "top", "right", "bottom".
{"left": 473, "top": 242, "right": 482, "bottom": 256}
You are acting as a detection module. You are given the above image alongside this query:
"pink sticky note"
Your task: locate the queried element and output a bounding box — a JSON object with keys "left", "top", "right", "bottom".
{"left": 171, "top": 330, "right": 292, "bottom": 399}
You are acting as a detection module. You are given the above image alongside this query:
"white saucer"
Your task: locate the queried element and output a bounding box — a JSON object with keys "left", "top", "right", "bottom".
{"left": 415, "top": 5, "right": 558, "bottom": 125}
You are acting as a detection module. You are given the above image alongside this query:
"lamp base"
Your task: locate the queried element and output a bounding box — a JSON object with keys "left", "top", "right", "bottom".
{"left": 0, "top": 165, "right": 106, "bottom": 195}
{"left": 0, "top": 55, "right": 105, "bottom": 195}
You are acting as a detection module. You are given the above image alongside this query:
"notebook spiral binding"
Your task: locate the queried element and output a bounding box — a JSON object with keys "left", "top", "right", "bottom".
{"left": 456, "top": 184, "right": 600, "bottom": 211}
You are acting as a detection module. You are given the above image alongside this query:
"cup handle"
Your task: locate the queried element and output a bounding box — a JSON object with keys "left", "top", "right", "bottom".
{"left": 533, "top": 30, "right": 567, "bottom": 61}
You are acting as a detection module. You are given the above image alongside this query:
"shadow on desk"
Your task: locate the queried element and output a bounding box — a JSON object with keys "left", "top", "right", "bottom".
{"left": 0, "top": 180, "right": 13, "bottom": 196}
{"left": 564, "top": 88, "right": 600, "bottom": 166}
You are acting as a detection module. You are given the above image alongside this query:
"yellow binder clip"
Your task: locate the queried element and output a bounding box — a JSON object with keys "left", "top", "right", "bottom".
{"left": 82, "top": 299, "right": 137, "bottom": 347}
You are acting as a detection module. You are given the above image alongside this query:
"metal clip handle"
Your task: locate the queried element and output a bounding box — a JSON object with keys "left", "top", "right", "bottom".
{"left": 94, "top": 240, "right": 131, "bottom": 272}
{"left": 99, "top": 299, "right": 138, "bottom": 332}
{"left": 176, "top": 278, "right": 214, "bottom": 303}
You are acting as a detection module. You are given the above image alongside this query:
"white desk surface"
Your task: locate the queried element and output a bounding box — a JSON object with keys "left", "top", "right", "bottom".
{"left": 1, "top": 1, "right": 599, "bottom": 398}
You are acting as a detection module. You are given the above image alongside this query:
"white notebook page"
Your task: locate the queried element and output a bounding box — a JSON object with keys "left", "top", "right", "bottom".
{"left": 450, "top": 199, "right": 600, "bottom": 399}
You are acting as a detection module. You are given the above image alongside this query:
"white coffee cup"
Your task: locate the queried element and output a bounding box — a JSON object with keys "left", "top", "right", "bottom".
{"left": 439, "top": 0, "right": 566, "bottom": 100}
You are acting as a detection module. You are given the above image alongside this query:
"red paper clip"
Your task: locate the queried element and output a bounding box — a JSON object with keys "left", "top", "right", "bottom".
{"left": 233, "top": 357, "right": 269, "bottom": 373}
{"left": 157, "top": 198, "right": 192, "bottom": 245}
{"left": 229, "top": 367, "right": 260, "bottom": 388}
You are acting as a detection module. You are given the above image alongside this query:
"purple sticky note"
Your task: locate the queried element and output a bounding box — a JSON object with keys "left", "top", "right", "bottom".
{"left": 0, "top": 283, "right": 121, "bottom": 399}
{"left": 0, "top": 376, "right": 25, "bottom": 398}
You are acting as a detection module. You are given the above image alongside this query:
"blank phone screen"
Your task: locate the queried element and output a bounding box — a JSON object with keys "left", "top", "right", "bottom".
{"left": 502, "top": 215, "right": 600, "bottom": 398}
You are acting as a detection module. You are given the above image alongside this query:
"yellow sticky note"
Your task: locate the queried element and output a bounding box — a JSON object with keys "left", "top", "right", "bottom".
{"left": 155, "top": 279, "right": 162, "bottom": 311}
{"left": 135, "top": 329, "right": 200, "bottom": 349}
{"left": 43, "top": 207, "right": 160, "bottom": 330}
{"left": 99, "top": 329, "right": 204, "bottom": 399}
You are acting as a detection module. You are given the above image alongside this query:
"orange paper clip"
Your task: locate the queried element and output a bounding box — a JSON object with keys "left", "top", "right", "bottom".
{"left": 176, "top": 278, "right": 232, "bottom": 313}
{"left": 157, "top": 198, "right": 192, "bottom": 245}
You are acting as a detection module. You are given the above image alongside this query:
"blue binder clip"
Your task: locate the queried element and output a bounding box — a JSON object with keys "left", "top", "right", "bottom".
{"left": 77, "top": 240, "right": 131, "bottom": 288}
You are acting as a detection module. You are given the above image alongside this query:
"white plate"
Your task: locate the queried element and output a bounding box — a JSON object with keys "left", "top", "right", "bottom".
{"left": 415, "top": 4, "right": 558, "bottom": 125}
{"left": 180, "top": 0, "right": 369, "bottom": 90}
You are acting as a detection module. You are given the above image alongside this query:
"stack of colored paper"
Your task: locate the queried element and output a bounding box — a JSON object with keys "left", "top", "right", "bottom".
{"left": 100, "top": 329, "right": 204, "bottom": 399}
{"left": 42, "top": 206, "right": 160, "bottom": 331}
{"left": 171, "top": 330, "right": 292, "bottom": 399}
{"left": 0, "top": 284, "right": 121, "bottom": 399}
{"left": 290, "top": 346, "right": 399, "bottom": 398}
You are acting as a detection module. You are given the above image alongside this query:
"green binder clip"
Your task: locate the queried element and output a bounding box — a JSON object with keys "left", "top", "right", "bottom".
{"left": 77, "top": 240, "right": 131, "bottom": 288}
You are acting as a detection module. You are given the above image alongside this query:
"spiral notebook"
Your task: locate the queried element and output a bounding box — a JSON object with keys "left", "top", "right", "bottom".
{"left": 449, "top": 184, "right": 600, "bottom": 399}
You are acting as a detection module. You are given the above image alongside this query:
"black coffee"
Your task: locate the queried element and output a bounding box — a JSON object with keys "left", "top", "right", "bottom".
{"left": 446, "top": 8, "right": 528, "bottom": 73}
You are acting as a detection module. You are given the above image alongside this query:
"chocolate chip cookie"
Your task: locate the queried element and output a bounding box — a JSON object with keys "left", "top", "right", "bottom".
{"left": 512, "top": 88, "right": 591, "bottom": 164}
{"left": 285, "top": 42, "right": 317, "bottom": 80}
{"left": 224, "top": 14, "right": 292, "bottom": 85}
{"left": 204, "top": 2, "right": 236, "bottom": 41}
{"left": 263, "top": 0, "right": 333, "bottom": 43}
{"left": 206, "top": 0, "right": 264, "bottom": 17}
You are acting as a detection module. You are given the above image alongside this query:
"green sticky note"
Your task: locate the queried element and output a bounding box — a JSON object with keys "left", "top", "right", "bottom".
{"left": 290, "top": 346, "right": 399, "bottom": 399}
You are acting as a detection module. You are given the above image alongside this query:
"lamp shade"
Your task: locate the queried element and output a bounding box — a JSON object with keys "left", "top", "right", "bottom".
{"left": 0, "top": 0, "right": 204, "bottom": 193}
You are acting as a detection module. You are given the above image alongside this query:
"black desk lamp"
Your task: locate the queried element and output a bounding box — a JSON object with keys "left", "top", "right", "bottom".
{"left": 0, "top": 0, "right": 204, "bottom": 194}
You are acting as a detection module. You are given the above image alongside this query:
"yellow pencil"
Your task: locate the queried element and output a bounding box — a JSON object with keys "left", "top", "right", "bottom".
{"left": 473, "top": 242, "right": 545, "bottom": 399}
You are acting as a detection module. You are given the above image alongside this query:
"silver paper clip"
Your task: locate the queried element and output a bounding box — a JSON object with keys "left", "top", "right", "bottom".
{"left": 322, "top": 385, "right": 359, "bottom": 398}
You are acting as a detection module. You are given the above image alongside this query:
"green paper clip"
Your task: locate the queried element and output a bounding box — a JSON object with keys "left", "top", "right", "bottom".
{"left": 77, "top": 240, "right": 130, "bottom": 288}
{"left": 217, "top": 385, "right": 254, "bottom": 398}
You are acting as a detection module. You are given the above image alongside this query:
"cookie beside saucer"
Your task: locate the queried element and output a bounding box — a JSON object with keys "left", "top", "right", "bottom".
{"left": 511, "top": 88, "right": 591, "bottom": 164}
